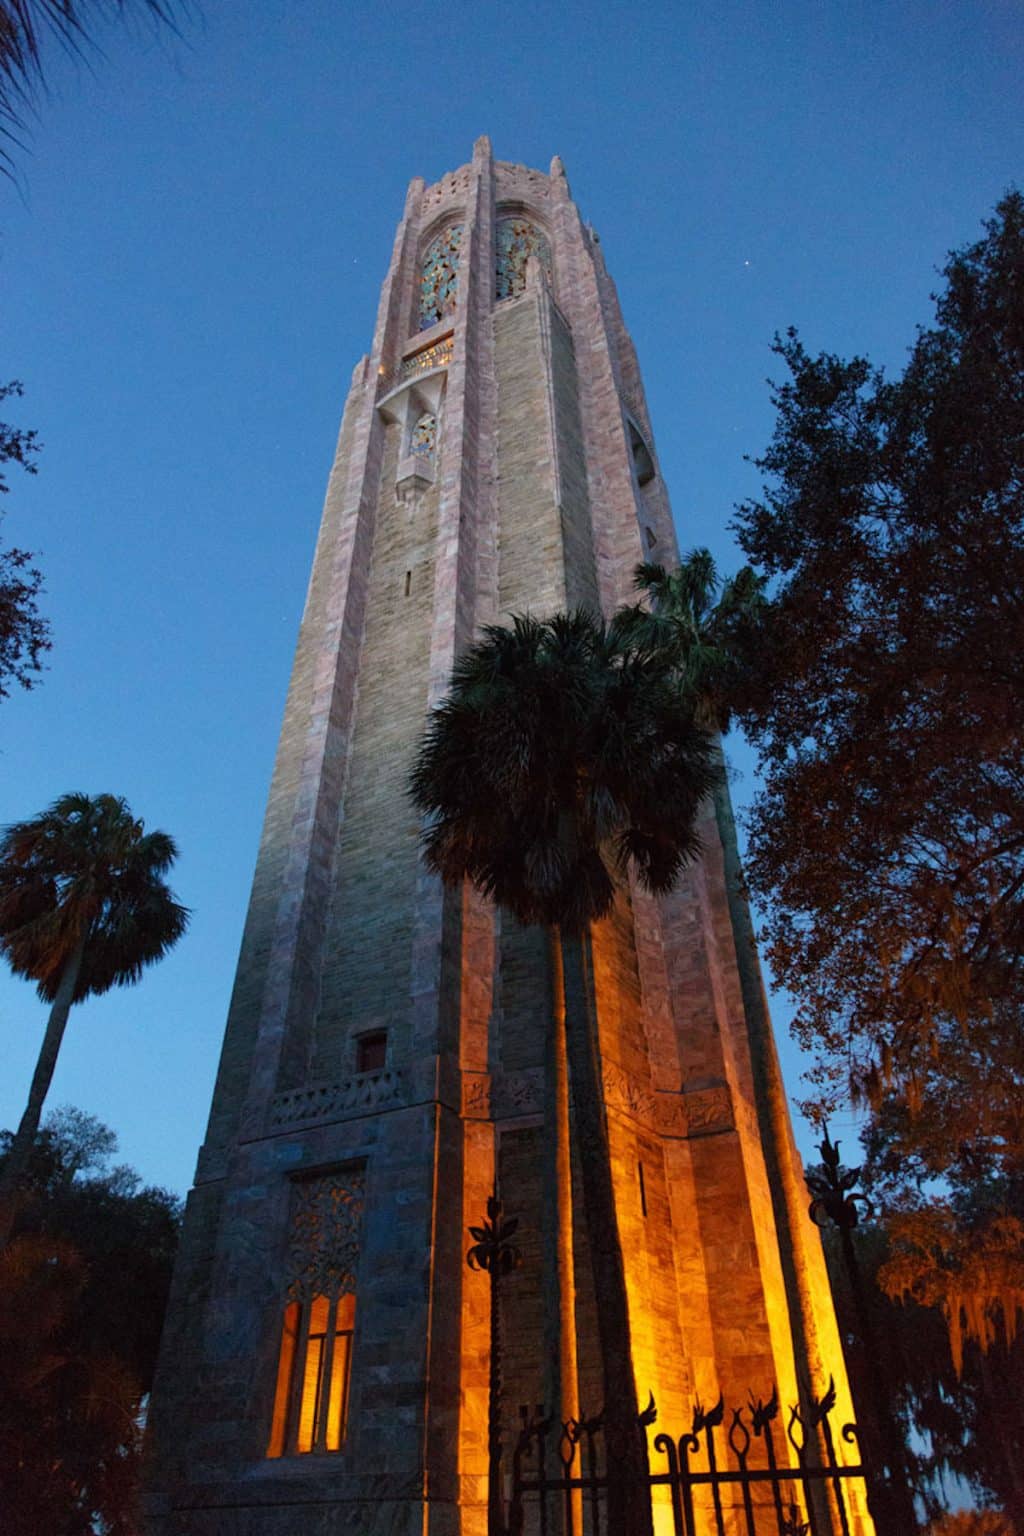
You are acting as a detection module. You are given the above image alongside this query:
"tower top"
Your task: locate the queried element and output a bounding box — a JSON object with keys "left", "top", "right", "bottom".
{"left": 409, "top": 142, "right": 571, "bottom": 226}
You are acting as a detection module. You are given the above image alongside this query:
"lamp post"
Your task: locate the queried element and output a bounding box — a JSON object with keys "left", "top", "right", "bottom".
{"left": 468, "top": 1192, "right": 521, "bottom": 1536}
{"left": 807, "top": 1128, "right": 918, "bottom": 1533}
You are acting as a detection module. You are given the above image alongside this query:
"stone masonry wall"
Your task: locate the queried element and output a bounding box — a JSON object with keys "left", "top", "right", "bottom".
{"left": 313, "top": 418, "right": 440, "bottom": 1077}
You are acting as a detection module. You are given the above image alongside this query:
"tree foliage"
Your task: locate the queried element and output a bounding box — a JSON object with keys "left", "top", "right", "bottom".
{"left": 0, "top": 381, "right": 50, "bottom": 699}
{"left": 728, "top": 192, "right": 1024, "bottom": 1378}
{"left": 821, "top": 1206, "right": 1024, "bottom": 1530}
{"left": 860, "top": 1016, "right": 1024, "bottom": 1377}
{"left": 0, "top": 1108, "right": 181, "bottom": 1536}
{"left": 731, "top": 191, "right": 1024, "bottom": 1114}
{"left": 0, "top": 790, "right": 189, "bottom": 1004}
{"left": 0, "top": 791, "right": 188, "bottom": 1240}
{"left": 411, "top": 609, "right": 716, "bottom": 931}
{"left": 628, "top": 548, "right": 765, "bottom": 731}
{"left": 927, "top": 1513, "right": 1016, "bottom": 1536}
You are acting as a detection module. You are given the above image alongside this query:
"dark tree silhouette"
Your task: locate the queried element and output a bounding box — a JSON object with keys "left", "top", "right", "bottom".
{"left": 731, "top": 193, "right": 1024, "bottom": 1125}
{"left": 0, "top": 1108, "right": 181, "bottom": 1536}
{"left": 0, "top": 792, "right": 188, "bottom": 1242}
{"left": 720, "top": 193, "right": 1024, "bottom": 1391}
{"left": 0, "top": 380, "right": 49, "bottom": 699}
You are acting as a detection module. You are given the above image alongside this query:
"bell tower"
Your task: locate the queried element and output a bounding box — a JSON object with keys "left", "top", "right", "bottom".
{"left": 146, "top": 138, "right": 862, "bottom": 1536}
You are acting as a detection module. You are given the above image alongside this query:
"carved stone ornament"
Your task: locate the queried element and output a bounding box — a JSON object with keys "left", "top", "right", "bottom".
{"left": 462, "top": 1073, "right": 492, "bottom": 1118}
{"left": 682, "top": 1085, "right": 735, "bottom": 1137}
{"left": 462, "top": 1068, "right": 545, "bottom": 1120}
{"left": 495, "top": 1067, "right": 543, "bottom": 1118}
{"left": 464, "top": 1061, "right": 734, "bottom": 1140}
{"left": 602, "top": 1061, "right": 655, "bottom": 1123}
{"left": 270, "top": 1069, "right": 404, "bottom": 1130}
{"left": 601, "top": 1065, "right": 735, "bottom": 1139}
{"left": 286, "top": 1170, "right": 365, "bottom": 1303}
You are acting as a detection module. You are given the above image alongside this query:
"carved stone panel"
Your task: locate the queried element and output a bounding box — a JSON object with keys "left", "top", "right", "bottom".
{"left": 464, "top": 1061, "right": 735, "bottom": 1141}
{"left": 269, "top": 1070, "right": 405, "bottom": 1130}
{"left": 286, "top": 1170, "right": 366, "bottom": 1302}
{"left": 681, "top": 1085, "right": 735, "bottom": 1138}
{"left": 494, "top": 1067, "right": 543, "bottom": 1119}
{"left": 462, "top": 1073, "right": 491, "bottom": 1119}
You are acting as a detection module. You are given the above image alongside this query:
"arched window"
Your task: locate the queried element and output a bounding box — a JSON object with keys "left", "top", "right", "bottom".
{"left": 410, "top": 412, "right": 437, "bottom": 459}
{"left": 495, "top": 216, "right": 552, "bottom": 300}
{"left": 419, "top": 225, "right": 464, "bottom": 330}
{"left": 628, "top": 421, "right": 656, "bottom": 487}
{"left": 267, "top": 1171, "right": 364, "bottom": 1458}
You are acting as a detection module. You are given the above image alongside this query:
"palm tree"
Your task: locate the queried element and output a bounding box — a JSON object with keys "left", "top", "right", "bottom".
{"left": 410, "top": 610, "right": 716, "bottom": 1536}
{"left": 626, "top": 549, "right": 765, "bottom": 731}
{"left": 0, "top": 792, "right": 188, "bottom": 1244}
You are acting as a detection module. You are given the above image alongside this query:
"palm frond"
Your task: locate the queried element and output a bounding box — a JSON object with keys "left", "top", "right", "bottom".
{"left": 411, "top": 608, "right": 717, "bottom": 932}
{"left": 0, "top": 0, "right": 183, "bottom": 173}
{"left": 0, "top": 791, "right": 188, "bottom": 1001}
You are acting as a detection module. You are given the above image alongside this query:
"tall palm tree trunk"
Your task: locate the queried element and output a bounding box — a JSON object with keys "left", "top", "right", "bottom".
{"left": 543, "top": 936, "right": 582, "bottom": 1536}
{"left": 0, "top": 937, "right": 86, "bottom": 1246}
{"left": 558, "top": 925, "right": 653, "bottom": 1536}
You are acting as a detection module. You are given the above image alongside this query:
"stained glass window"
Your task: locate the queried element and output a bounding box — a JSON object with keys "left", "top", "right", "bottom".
{"left": 496, "top": 217, "right": 553, "bottom": 301}
{"left": 419, "top": 225, "right": 464, "bottom": 330}
{"left": 410, "top": 413, "right": 437, "bottom": 459}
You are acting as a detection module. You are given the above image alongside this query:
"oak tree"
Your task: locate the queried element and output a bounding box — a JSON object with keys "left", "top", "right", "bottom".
{"left": 0, "top": 381, "right": 49, "bottom": 700}
{"left": 732, "top": 192, "right": 1024, "bottom": 1117}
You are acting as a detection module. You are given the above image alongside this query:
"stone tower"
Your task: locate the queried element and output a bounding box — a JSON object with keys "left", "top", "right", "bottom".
{"left": 146, "top": 140, "right": 862, "bottom": 1536}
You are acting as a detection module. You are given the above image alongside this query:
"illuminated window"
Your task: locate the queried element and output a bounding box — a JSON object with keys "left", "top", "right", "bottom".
{"left": 356, "top": 1031, "right": 387, "bottom": 1073}
{"left": 419, "top": 225, "right": 464, "bottom": 330}
{"left": 267, "top": 1170, "right": 365, "bottom": 1458}
{"left": 496, "top": 215, "right": 552, "bottom": 300}
{"left": 268, "top": 1292, "right": 356, "bottom": 1455}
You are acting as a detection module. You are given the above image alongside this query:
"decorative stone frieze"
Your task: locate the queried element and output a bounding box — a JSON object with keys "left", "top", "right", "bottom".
{"left": 679, "top": 1084, "right": 735, "bottom": 1137}
{"left": 462, "top": 1062, "right": 734, "bottom": 1140}
{"left": 269, "top": 1070, "right": 405, "bottom": 1130}
{"left": 602, "top": 1067, "right": 735, "bottom": 1140}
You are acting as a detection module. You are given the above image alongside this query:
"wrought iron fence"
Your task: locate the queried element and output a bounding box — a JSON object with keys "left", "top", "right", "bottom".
{"left": 508, "top": 1378, "right": 868, "bottom": 1536}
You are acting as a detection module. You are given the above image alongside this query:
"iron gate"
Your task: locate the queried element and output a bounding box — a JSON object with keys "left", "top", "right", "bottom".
{"left": 508, "top": 1378, "right": 869, "bottom": 1536}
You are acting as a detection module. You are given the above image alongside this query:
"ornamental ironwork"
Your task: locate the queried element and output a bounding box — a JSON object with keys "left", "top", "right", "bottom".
{"left": 510, "top": 1375, "right": 869, "bottom": 1536}
{"left": 806, "top": 1127, "right": 918, "bottom": 1531}
{"left": 286, "top": 1170, "right": 365, "bottom": 1303}
{"left": 377, "top": 337, "right": 454, "bottom": 400}
{"left": 467, "top": 1195, "right": 521, "bottom": 1536}
{"left": 806, "top": 1127, "right": 874, "bottom": 1232}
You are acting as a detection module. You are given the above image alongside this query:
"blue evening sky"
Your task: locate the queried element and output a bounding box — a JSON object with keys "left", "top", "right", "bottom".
{"left": 1, "top": 0, "right": 1021, "bottom": 1195}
